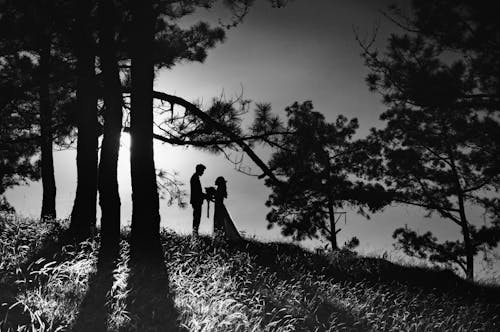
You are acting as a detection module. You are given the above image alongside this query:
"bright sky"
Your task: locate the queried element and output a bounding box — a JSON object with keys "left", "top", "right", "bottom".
{"left": 5, "top": 0, "right": 499, "bottom": 279}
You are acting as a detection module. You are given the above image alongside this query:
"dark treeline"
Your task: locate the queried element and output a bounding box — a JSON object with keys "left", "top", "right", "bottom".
{"left": 1, "top": 0, "right": 499, "bottom": 281}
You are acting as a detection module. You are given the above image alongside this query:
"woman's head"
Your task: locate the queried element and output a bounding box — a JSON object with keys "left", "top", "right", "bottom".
{"left": 215, "top": 176, "right": 226, "bottom": 187}
{"left": 215, "top": 176, "right": 227, "bottom": 198}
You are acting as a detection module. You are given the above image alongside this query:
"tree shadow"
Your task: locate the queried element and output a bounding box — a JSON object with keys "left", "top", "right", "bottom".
{"left": 123, "top": 242, "right": 185, "bottom": 332}
{"left": 194, "top": 237, "right": 370, "bottom": 331}
{"left": 0, "top": 227, "right": 70, "bottom": 330}
{"left": 210, "top": 238, "right": 500, "bottom": 331}
{"left": 234, "top": 239, "right": 500, "bottom": 302}
{"left": 72, "top": 241, "right": 120, "bottom": 331}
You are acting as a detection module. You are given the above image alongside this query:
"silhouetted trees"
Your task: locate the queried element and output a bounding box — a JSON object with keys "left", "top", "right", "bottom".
{"left": 97, "top": 0, "right": 124, "bottom": 254}
{"left": 0, "top": 55, "right": 40, "bottom": 212}
{"left": 254, "top": 101, "right": 388, "bottom": 250}
{"left": 404, "top": 1, "right": 500, "bottom": 114}
{"left": 68, "top": 0, "right": 99, "bottom": 240}
{"left": 3, "top": 0, "right": 500, "bottom": 284}
{"left": 128, "top": 0, "right": 160, "bottom": 257}
{"left": 0, "top": 0, "right": 76, "bottom": 219}
{"left": 114, "top": 0, "right": 290, "bottom": 254}
{"left": 94, "top": 0, "right": 232, "bottom": 251}
{"left": 38, "top": 24, "right": 57, "bottom": 220}
{"left": 360, "top": 1, "right": 500, "bottom": 280}
{"left": 93, "top": 0, "right": 284, "bottom": 253}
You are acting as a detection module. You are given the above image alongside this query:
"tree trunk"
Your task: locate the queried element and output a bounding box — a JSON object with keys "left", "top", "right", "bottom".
{"left": 69, "top": 0, "right": 98, "bottom": 241}
{"left": 448, "top": 147, "right": 474, "bottom": 281}
{"left": 98, "top": 0, "right": 123, "bottom": 255}
{"left": 39, "top": 37, "right": 56, "bottom": 220}
{"left": 457, "top": 190, "right": 474, "bottom": 280}
{"left": 129, "top": 0, "right": 161, "bottom": 258}
{"left": 327, "top": 198, "right": 339, "bottom": 251}
{"left": 461, "top": 221, "right": 474, "bottom": 281}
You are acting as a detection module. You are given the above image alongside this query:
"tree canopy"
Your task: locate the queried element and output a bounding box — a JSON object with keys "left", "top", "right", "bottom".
{"left": 258, "top": 101, "right": 389, "bottom": 250}
{"left": 360, "top": 0, "right": 500, "bottom": 280}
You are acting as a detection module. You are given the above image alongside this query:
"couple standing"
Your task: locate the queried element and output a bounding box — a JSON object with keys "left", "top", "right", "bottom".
{"left": 190, "top": 164, "right": 242, "bottom": 241}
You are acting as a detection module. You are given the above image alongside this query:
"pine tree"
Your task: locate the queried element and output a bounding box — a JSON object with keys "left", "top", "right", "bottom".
{"left": 256, "top": 102, "right": 388, "bottom": 250}
{"left": 360, "top": 2, "right": 500, "bottom": 279}
{"left": 69, "top": 0, "right": 99, "bottom": 240}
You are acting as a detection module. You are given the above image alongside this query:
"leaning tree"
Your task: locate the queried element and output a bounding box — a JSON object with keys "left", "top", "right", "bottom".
{"left": 360, "top": 1, "right": 500, "bottom": 280}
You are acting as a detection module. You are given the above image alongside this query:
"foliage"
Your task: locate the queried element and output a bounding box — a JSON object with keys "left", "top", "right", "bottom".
{"left": 0, "top": 54, "right": 40, "bottom": 199}
{"left": 0, "top": 213, "right": 66, "bottom": 285}
{"left": 154, "top": 97, "right": 248, "bottom": 154}
{"left": 361, "top": 1, "right": 500, "bottom": 279}
{"left": 0, "top": 0, "right": 77, "bottom": 214}
{"left": 259, "top": 101, "right": 389, "bottom": 249}
{"left": 0, "top": 0, "right": 78, "bottom": 142}
{"left": 407, "top": 0, "right": 500, "bottom": 112}
{"left": 0, "top": 197, "right": 15, "bottom": 212}
{"left": 393, "top": 221, "right": 500, "bottom": 275}
{"left": 343, "top": 236, "right": 360, "bottom": 250}
{"left": 156, "top": 169, "right": 187, "bottom": 208}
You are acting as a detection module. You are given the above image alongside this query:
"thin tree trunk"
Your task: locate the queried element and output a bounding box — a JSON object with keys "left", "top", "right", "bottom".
{"left": 98, "top": 0, "right": 123, "bottom": 255}
{"left": 69, "top": 0, "right": 98, "bottom": 240}
{"left": 457, "top": 194, "right": 474, "bottom": 281}
{"left": 327, "top": 198, "right": 339, "bottom": 251}
{"left": 461, "top": 222, "right": 474, "bottom": 281}
{"left": 39, "top": 37, "right": 56, "bottom": 220}
{"left": 129, "top": 0, "right": 161, "bottom": 258}
{"left": 448, "top": 146, "right": 474, "bottom": 281}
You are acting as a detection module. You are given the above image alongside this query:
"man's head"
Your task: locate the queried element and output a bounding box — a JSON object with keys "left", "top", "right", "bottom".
{"left": 195, "top": 164, "right": 206, "bottom": 176}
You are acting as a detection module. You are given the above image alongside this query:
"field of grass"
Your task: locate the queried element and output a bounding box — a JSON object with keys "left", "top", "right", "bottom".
{"left": 1, "top": 213, "right": 499, "bottom": 331}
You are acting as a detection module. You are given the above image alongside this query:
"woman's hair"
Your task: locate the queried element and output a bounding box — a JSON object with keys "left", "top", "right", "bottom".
{"left": 215, "top": 176, "right": 227, "bottom": 198}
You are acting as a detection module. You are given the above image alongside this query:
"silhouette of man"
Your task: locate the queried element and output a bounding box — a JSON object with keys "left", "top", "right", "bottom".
{"left": 190, "top": 164, "right": 206, "bottom": 237}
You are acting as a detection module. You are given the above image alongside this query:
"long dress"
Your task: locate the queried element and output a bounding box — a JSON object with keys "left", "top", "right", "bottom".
{"left": 213, "top": 188, "right": 242, "bottom": 241}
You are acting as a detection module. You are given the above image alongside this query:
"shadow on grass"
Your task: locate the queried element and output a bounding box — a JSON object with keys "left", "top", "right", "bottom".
{"left": 72, "top": 242, "right": 120, "bottom": 332}
{"left": 194, "top": 237, "right": 370, "bottom": 332}
{"left": 124, "top": 245, "right": 185, "bottom": 332}
{"left": 0, "top": 228, "right": 69, "bottom": 330}
{"left": 235, "top": 239, "right": 500, "bottom": 303}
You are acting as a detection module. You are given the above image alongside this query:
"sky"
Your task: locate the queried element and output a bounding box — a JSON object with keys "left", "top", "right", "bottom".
{"left": 5, "top": 0, "right": 499, "bottom": 278}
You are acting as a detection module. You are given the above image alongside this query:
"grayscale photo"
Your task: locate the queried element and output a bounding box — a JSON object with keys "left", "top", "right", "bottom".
{"left": 1, "top": 0, "right": 499, "bottom": 331}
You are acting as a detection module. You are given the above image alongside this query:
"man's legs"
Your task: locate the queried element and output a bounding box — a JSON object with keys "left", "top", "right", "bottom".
{"left": 192, "top": 203, "right": 202, "bottom": 236}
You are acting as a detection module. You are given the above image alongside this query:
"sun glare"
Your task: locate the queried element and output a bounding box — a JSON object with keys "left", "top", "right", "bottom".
{"left": 117, "top": 133, "right": 131, "bottom": 185}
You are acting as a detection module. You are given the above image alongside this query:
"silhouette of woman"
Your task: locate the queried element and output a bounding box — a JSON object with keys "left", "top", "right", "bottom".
{"left": 212, "top": 176, "right": 242, "bottom": 241}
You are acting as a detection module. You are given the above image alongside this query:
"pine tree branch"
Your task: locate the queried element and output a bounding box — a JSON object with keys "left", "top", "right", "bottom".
{"left": 123, "top": 127, "right": 289, "bottom": 147}
{"left": 122, "top": 89, "right": 283, "bottom": 186}
{"left": 393, "top": 198, "right": 462, "bottom": 226}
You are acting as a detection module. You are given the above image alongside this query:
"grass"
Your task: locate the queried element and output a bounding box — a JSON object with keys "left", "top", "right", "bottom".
{"left": 1, "top": 213, "right": 499, "bottom": 331}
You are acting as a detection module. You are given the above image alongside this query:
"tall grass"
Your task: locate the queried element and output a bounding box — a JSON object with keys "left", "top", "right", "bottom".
{"left": 1, "top": 214, "right": 499, "bottom": 331}
{"left": 0, "top": 212, "right": 98, "bottom": 331}
{"left": 162, "top": 234, "right": 499, "bottom": 332}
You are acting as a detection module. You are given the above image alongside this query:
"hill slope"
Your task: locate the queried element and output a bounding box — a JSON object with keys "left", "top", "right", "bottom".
{"left": 1, "top": 215, "right": 499, "bottom": 331}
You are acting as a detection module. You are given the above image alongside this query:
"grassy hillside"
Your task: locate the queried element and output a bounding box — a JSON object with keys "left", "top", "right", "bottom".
{"left": 1, "top": 214, "right": 499, "bottom": 331}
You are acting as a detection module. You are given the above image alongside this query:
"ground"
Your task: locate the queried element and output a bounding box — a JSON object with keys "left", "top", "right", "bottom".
{"left": 1, "top": 214, "right": 499, "bottom": 331}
